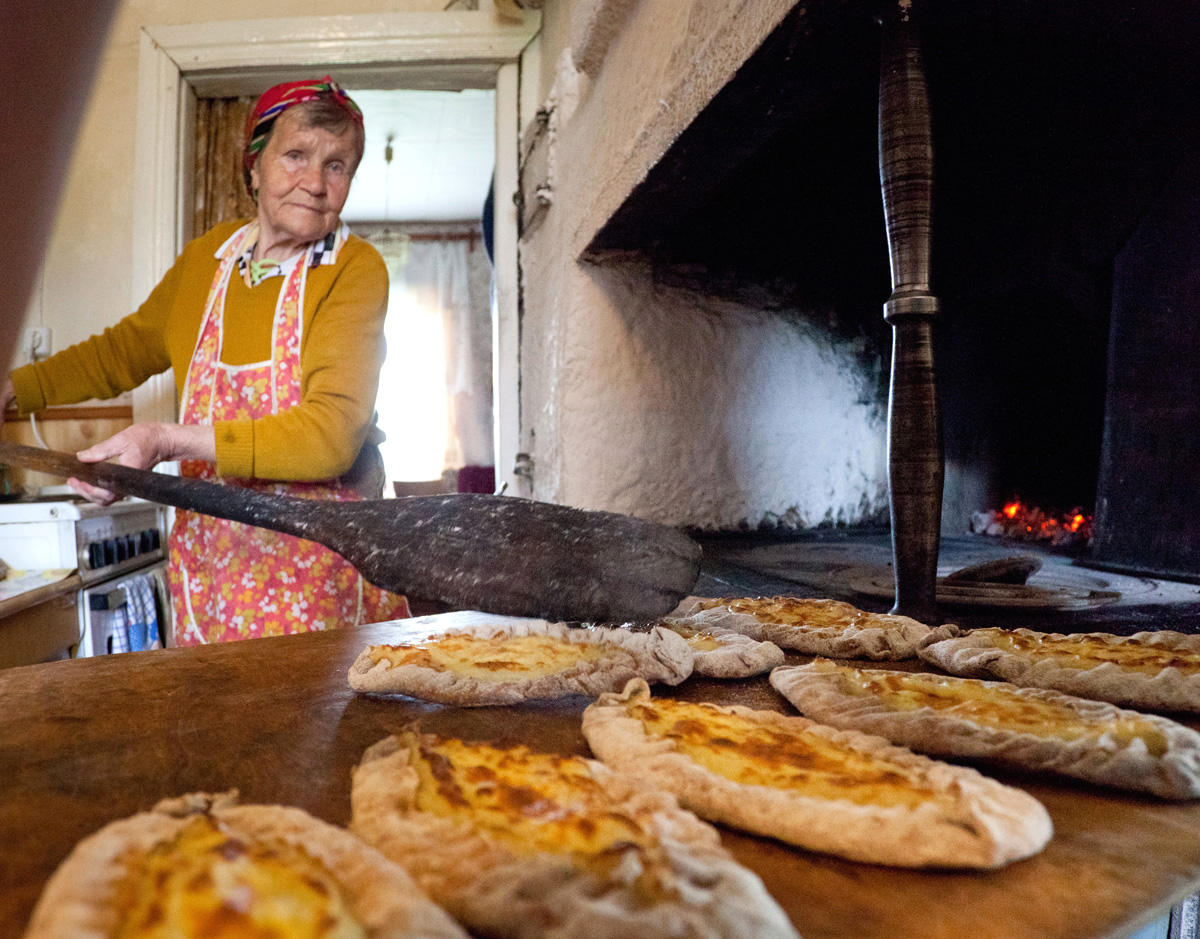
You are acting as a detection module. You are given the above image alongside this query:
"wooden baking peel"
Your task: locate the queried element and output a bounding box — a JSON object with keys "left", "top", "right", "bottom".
{"left": 0, "top": 441, "right": 701, "bottom": 622}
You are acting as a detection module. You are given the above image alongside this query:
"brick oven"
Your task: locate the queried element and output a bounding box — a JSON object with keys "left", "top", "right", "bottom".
{"left": 519, "top": 0, "right": 1200, "bottom": 612}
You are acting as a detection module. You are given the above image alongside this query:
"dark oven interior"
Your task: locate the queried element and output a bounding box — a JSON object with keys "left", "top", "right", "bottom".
{"left": 586, "top": 0, "right": 1200, "bottom": 583}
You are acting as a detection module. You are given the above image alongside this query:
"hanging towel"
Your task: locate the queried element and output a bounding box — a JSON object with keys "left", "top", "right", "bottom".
{"left": 102, "top": 574, "right": 162, "bottom": 654}
{"left": 124, "top": 574, "right": 162, "bottom": 652}
{"left": 108, "top": 603, "right": 131, "bottom": 654}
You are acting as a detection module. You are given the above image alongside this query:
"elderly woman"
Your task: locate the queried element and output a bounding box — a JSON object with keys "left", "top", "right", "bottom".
{"left": 1, "top": 77, "right": 409, "bottom": 644}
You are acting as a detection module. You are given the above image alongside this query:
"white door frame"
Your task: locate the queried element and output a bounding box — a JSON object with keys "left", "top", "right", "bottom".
{"left": 130, "top": 8, "right": 539, "bottom": 494}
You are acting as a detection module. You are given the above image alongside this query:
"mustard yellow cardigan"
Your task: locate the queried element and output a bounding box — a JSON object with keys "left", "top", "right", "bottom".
{"left": 11, "top": 219, "right": 390, "bottom": 481}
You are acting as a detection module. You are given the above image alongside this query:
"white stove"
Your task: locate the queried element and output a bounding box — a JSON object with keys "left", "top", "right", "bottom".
{"left": 0, "top": 495, "right": 170, "bottom": 658}
{"left": 0, "top": 496, "right": 165, "bottom": 585}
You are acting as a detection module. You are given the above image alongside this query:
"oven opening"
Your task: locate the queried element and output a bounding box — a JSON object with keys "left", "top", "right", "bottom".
{"left": 581, "top": 0, "right": 1200, "bottom": 586}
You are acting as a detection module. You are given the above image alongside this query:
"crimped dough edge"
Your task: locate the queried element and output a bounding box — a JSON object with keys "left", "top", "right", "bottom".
{"left": 919, "top": 629, "right": 1200, "bottom": 713}
{"left": 771, "top": 661, "right": 1200, "bottom": 800}
{"left": 347, "top": 619, "right": 694, "bottom": 705}
{"left": 660, "top": 620, "right": 785, "bottom": 678}
{"left": 671, "top": 596, "right": 958, "bottom": 660}
{"left": 582, "top": 679, "right": 1052, "bottom": 870}
{"left": 23, "top": 791, "right": 467, "bottom": 939}
{"left": 350, "top": 734, "right": 799, "bottom": 939}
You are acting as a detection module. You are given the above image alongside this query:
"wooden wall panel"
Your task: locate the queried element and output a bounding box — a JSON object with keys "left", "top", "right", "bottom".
{"left": 0, "top": 415, "right": 133, "bottom": 493}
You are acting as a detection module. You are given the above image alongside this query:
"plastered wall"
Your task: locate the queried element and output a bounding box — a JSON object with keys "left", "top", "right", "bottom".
{"left": 18, "top": 0, "right": 447, "bottom": 371}
{"left": 557, "top": 262, "right": 888, "bottom": 528}
{"left": 521, "top": 0, "right": 890, "bottom": 528}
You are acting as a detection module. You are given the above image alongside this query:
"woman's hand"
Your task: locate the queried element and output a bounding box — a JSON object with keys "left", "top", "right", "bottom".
{"left": 71, "top": 422, "right": 217, "bottom": 505}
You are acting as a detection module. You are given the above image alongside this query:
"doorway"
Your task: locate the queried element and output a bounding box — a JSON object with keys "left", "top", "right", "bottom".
{"left": 192, "top": 88, "right": 497, "bottom": 493}
{"left": 129, "top": 8, "right": 538, "bottom": 494}
{"left": 346, "top": 90, "right": 496, "bottom": 493}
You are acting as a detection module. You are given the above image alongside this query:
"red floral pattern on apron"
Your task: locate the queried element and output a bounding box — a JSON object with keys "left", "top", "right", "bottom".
{"left": 170, "top": 221, "right": 409, "bottom": 645}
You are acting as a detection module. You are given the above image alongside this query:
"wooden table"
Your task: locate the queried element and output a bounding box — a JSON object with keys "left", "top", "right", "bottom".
{"left": 3, "top": 614, "right": 1200, "bottom": 939}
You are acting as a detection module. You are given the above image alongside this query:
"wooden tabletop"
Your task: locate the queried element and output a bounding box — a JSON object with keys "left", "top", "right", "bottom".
{"left": 3, "top": 614, "right": 1200, "bottom": 939}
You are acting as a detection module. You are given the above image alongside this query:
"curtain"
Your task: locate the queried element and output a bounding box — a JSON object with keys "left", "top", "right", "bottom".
{"left": 193, "top": 96, "right": 257, "bottom": 237}
{"left": 365, "top": 230, "right": 493, "bottom": 486}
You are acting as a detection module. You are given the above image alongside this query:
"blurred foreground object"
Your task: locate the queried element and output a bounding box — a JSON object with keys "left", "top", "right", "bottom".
{"left": 0, "top": 1, "right": 120, "bottom": 373}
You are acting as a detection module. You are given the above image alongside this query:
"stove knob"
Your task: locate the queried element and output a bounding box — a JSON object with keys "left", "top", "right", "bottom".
{"left": 125, "top": 533, "right": 138, "bottom": 558}
{"left": 148, "top": 528, "right": 161, "bottom": 550}
{"left": 88, "top": 542, "right": 103, "bottom": 570}
{"left": 103, "top": 539, "right": 117, "bottom": 566}
{"left": 139, "top": 530, "right": 153, "bottom": 553}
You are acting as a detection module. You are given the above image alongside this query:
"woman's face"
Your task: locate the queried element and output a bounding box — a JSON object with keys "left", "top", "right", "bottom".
{"left": 250, "top": 107, "right": 358, "bottom": 249}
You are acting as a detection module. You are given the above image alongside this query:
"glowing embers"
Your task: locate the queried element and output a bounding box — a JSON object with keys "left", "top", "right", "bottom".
{"left": 971, "top": 498, "right": 1093, "bottom": 548}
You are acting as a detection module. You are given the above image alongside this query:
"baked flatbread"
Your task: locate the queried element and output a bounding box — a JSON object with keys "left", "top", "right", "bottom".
{"left": 674, "top": 595, "right": 957, "bottom": 660}
{"left": 771, "top": 659, "right": 1200, "bottom": 799}
{"left": 582, "top": 679, "right": 1051, "bottom": 869}
{"left": 348, "top": 619, "right": 693, "bottom": 705}
{"left": 659, "top": 619, "right": 785, "bottom": 678}
{"left": 24, "top": 790, "right": 467, "bottom": 939}
{"left": 920, "top": 627, "right": 1200, "bottom": 713}
{"left": 350, "top": 731, "right": 799, "bottom": 939}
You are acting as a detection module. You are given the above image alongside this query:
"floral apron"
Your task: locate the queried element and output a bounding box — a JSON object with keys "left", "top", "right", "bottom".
{"left": 169, "top": 221, "right": 409, "bottom": 645}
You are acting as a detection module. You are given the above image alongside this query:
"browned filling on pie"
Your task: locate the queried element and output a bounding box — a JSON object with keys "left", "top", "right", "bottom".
{"left": 627, "top": 697, "right": 949, "bottom": 809}
{"left": 369, "top": 633, "right": 610, "bottom": 681}
{"left": 695, "top": 596, "right": 918, "bottom": 633}
{"left": 815, "top": 660, "right": 1169, "bottom": 756}
{"left": 405, "top": 734, "right": 676, "bottom": 902}
{"left": 662, "top": 622, "right": 724, "bottom": 652}
{"left": 978, "top": 628, "right": 1200, "bottom": 677}
{"left": 114, "top": 815, "right": 362, "bottom": 939}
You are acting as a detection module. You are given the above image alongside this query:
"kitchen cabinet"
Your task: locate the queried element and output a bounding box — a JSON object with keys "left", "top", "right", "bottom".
{"left": 0, "top": 573, "right": 81, "bottom": 669}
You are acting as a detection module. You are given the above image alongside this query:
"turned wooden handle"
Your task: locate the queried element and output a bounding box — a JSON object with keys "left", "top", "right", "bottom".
{"left": 879, "top": 5, "right": 943, "bottom": 622}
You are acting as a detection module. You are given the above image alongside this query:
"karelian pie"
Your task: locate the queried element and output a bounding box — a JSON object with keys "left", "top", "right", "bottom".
{"left": 675, "top": 595, "right": 957, "bottom": 659}
{"left": 581, "top": 679, "right": 1052, "bottom": 869}
{"left": 348, "top": 619, "right": 693, "bottom": 705}
{"left": 658, "top": 619, "right": 785, "bottom": 678}
{"left": 23, "top": 791, "right": 467, "bottom": 939}
{"left": 771, "top": 659, "right": 1200, "bottom": 799}
{"left": 920, "top": 627, "right": 1200, "bottom": 713}
{"left": 350, "top": 731, "right": 800, "bottom": 939}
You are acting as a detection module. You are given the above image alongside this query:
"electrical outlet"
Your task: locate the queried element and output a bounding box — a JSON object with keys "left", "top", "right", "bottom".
{"left": 23, "top": 327, "right": 51, "bottom": 363}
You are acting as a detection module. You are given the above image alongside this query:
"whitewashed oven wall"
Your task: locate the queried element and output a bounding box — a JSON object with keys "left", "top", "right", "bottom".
{"left": 520, "top": 0, "right": 888, "bottom": 529}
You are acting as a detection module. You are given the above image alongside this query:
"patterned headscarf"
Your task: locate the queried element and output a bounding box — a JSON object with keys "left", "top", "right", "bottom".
{"left": 242, "top": 76, "right": 364, "bottom": 196}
